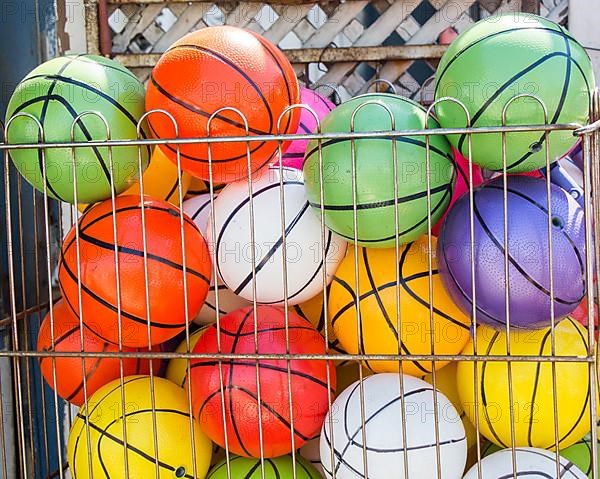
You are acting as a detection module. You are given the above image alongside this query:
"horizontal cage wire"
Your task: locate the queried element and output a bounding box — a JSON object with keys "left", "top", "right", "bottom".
{"left": 3, "top": 5, "right": 600, "bottom": 473}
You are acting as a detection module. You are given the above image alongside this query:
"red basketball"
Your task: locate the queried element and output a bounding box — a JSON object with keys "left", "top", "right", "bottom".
{"left": 58, "top": 195, "right": 211, "bottom": 347}
{"left": 37, "top": 300, "right": 161, "bottom": 406}
{"left": 190, "top": 306, "right": 335, "bottom": 458}
{"left": 146, "top": 26, "right": 301, "bottom": 183}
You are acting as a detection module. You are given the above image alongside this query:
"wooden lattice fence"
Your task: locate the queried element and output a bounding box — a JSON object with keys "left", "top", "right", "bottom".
{"left": 83, "top": 0, "right": 569, "bottom": 101}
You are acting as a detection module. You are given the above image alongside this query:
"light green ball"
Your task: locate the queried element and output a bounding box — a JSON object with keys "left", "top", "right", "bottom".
{"left": 6, "top": 55, "right": 150, "bottom": 204}
{"left": 435, "top": 13, "right": 595, "bottom": 172}
{"left": 207, "top": 454, "right": 322, "bottom": 478}
{"left": 561, "top": 433, "right": 598, "bottom": 478}
{"left": 303, "top": 93, "right": 454, "bottom": 248}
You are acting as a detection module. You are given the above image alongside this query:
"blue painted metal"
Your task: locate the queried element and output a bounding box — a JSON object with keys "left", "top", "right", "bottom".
{"left": 0, "top": 0, "right": 65, "bottom": 477}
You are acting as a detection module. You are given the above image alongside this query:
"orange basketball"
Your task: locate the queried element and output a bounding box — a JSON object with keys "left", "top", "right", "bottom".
{"left": 145, "top": 26, "right": 300, "bottom": 183}
{"left": 37, "top": 300, "right": 161, "bottom": 406}
{"left": 58, "top": 195, "right": 211, "bottom": 347}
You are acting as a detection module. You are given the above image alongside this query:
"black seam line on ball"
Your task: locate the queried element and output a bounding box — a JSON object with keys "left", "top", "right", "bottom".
{"left": 299, "top": 121, "right": 312, "bottom": 134}
{"left": 72, "top": 375, "right": 148, "bottom": 465}
{"left": 282, "top": 151, "right": 304, "bottom": 159}
{"left": 57, "top": 281, "right": 124, "bottom": 344}
{"left": 40, "top": 324, "right": 80, "bottom": 350}
{"left": 190, "top": 360, "right": 334, "bottom": 393}
{"left": 166, "top": 43, "right": 275, "bottom": 135}
{"left": 233, "top": 201, "right": 310, "bottom": 296}
{"left": 190, "top": 198, "right": 211, "bottom": 221}
{"left": 516, "top": 448, "right": 582, "bottom": 479}
{"left": 21, "top": 73, "right": 149, "bottom": 139}
{"left": 81, "top": 409, "right": 195, "bottom": 479}
{"left": 213, "top": 180, "right": 304, "bottom": 285}
{"left": 228, "top": 309, "right": 255, "bottom": 457}
{"left": 332, "top": 184, "right": 452, "bottom": 244}
{"left": 304, "top": 136, "right": 453, "bottom": 166}
{"left": 66, "top": 342, "right": 109, "bottom": 402}
{"left": 480, "top": 330, "right": 509, "bottom": 448}
{"left": 362, "top": 247, "right": 430, "bottom": 374}
{"left": 59, "top": 247, "right": 187, "bottom": 329}
{"left": 329, "top": 381, "right": 363, "bottom": 476}
{"left": 164, "top": 176, "right": 181, "bottom": 202}
{"left": 334, "top": 384, "right": 449, "bottom": 475}
{"left": 310, "top": 182, "right": 450, "bottom": 211}
{"left": 527, "top": 327, "right": 553, "bottom": 447}
{"left": 37, "top": 55, "right": 82, "bottom": 200}
{"left": 252, "top": 34, "right": 293, "bottom": 135}
{"left": 472, "top": 194, "right": 582, "bottom": 306}
{"left": 148, "top": 120, "right": 270, "bottom": 165}
{"left": 441, "top": 246, "right": 513, "bottom": 327}
{"left": 10, "top": 93, "right": 96, "bottom": 202}
{"left": 206, "top": 456, "right": 243, "bottom": 478}
{"left": 232, "top": 384, "right": 315, "bottom": 442}
{"left": 542, "top": 318, "right": 591, "bottom": 450}
{"left": 505, "top": 31, "right": 577, "bottom": 171}
{"left": 484, "top": 184, "right": 586, "bottom": 282}
{"left": 62, "top": 203, "right": 198, "bottom": 254}
{"left": 212, "top": 324, "right": 318, "bottom": 337}
{"left": 188, "top": 182, "right": 225, "bottom": 195}
{"left": 397, "top": 242, "right": 470, "bottom": 331}
{"left": 149, "top": 74, "right": 270, "bottom": 138}
{"left": 76, "top": 229, "right": 210, "bottom": 285}
{"left": 68, "top": 55, "right": 141, "bottom": 83}
{"left": 434, "top": 25, "right": 574, "bottom": 99}
{"left": 229, "top": 231, "right": 329, "bottom": 304}
{"left": 456, "top": 51, "right": 571, "bottom": 155}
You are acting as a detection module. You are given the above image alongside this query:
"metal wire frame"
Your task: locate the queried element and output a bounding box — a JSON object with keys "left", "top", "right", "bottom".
{"left": 0, "top": 90, "right": 599, "bottom": 479}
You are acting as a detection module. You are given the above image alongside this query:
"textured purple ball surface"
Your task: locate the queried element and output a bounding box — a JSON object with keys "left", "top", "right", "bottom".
{"left": 438, "top": 175, "right": 586, "bottom": 329}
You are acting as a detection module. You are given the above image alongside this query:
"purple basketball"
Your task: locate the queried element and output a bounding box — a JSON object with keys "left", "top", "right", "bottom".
{"left": 275, "top": 87, "right": 335, "bottom": 170}
{"left": 438, "top": 176, "right": 586, "bottom": 329}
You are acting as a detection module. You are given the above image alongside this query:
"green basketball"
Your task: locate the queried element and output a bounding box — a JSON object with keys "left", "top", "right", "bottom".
{"left": 561, "top": 433, "right": 598, "bottom": 478}
{"left": 434, "top": 13, "right": 595, "bottom": 173}
{"left": 303, "top": 93, "right": 454, "bottom": 248}
{"left": 5, "top": 55, "right": 150, "bottom": 204}
{"left": 207, "top": 454, "right": 321, "bottom": 478}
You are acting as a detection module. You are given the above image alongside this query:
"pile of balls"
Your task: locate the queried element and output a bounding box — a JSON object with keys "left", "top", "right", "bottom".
{"left": 5, "top": 11, "right": 598, "bottom": 479}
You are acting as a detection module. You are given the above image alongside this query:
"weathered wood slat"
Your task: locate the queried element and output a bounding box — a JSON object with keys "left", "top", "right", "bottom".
{"left": 372, "top": 0, "right": 476, "bottom": 88}
{"left": 314, "top": 1, "right": 418, "bottom": 85}
{"left": 112, "top": 4, "right": 163, "bottom": 53}
{"left": 303, "top": 1, "right": 369, "bottom": 48}
{"left": 262, "top": 4, "right": 315, "bottom": 44}
{"left": 151, "top": 3, "right": 208, "bottom": 52}
{"left": 114, "top": 44, "right": 448, "bottom": 68}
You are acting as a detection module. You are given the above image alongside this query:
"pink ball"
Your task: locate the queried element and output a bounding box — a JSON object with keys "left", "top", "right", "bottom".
{"left": 277, "top": 87, "right": 335, "bottom": 170}
{"left": 432, "top": 148, "right": 484, "bottom": 236}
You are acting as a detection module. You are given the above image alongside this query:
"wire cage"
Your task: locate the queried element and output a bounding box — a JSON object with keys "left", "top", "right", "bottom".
{"left": 1, "top": 81, "right": 600, "bottom": 479}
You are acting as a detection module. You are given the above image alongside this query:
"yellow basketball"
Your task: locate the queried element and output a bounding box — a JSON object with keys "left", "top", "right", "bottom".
{"left": 329, "top": 236, "right": 471, "bottom": 376}
{"left": 457, "top": 318, "right": 596, "bottom": 450}
{"left": 67, "top": 375, "right": 212, "bottom": 478}
{"left": 124, "top": 147, "right": 192, "bottom": 204}
{"left": 335, "top": 361, "right": 372, "bottom": 394}
{"left": 423, "top": 362, "right": 477, "bottom": 450}
{"left": 165, "top": 327, "right": 209, "bottom": 388}
{"left": 185, "top": 177, "right": 225, "bottom": 198}
{"left": 78, "top": 148, "right": 192, "bottom": 212}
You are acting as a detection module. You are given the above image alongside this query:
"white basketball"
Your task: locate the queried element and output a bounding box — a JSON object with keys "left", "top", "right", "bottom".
{"left": 183, "top": 193, "right": 213, "bottom": 234}
{"left": 184, "top": 193, "right": 251, "bottom": 324}
{"left": 207, "top": 166, "right": 347, "bottom": 305}
{"left": 463, "top": 447, "right": 587, "bottom": 479}
{"left": 320, "top": 373, "right": 467, "bottom": 479}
